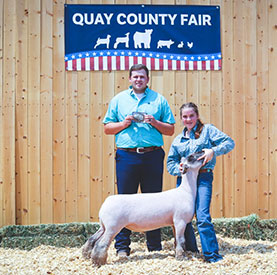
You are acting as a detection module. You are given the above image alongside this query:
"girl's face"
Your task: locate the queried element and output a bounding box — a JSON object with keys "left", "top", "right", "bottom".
{"left": 181, "top": 107, "right": 198, "bottom": 130}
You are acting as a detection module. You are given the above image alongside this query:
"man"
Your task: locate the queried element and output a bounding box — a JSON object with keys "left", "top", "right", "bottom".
{"left": 103, "top": 64, "right": 175, "bottom": 257}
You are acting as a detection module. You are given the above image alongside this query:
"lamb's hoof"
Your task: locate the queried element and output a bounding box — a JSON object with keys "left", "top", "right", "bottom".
{"left": 92, "top": 255, "right": 107, "bottom": 266}
{"left": 175, "top": 255, "right": 184, "bottom": 261}
{"left": 82, "top": 244, "right": 92, "bottom": 259}
{"left": 175, "top": 252, "right": 187, "bottom": 261}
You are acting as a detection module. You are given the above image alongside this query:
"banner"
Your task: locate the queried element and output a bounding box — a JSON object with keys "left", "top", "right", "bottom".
{"left": 64, "top": 4, "right": 221, "bottom": 71}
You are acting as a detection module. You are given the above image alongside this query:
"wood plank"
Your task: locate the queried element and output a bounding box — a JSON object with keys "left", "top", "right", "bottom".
{"left": 53, "top": 0, "right": 66, "bottom": 223}
{"left": 210, "top": 64, "right": 223, "bottom": 220}
{"left": 210, "top": 67, "right": 223, "bottom": 219}
{"left": 102, "top": 71, "right": 116, "bottom": 201}
{"left": 2, "top": 0, "right": 16, "bottom": 225}
{"left": 15, "top": 0, "right": 28, "bottom": 225}
{"left": 0, "top": 0, "right": 3, "bottom": 227}
{"left": 233, "top": 0, "right": 246, "bottom": 217}
{"left": 257, "top": 0, "right": 269, "bottom": 219}
{"left": 244, "top": 0, "right": 258, "bottom": 217}
{"left": 90, "top": 71, "right": 103, "bottom": 221}
{"left": 64, "top": 0, "right": 78, "bottom": 224}
{"left": 77, "top": 71, "right": 90, "bottom": 222}
{"left": 268, "top": 0, "right": 277, "bottom": 219}
{"left": 65, "top": 71, "right": 78, "bottom": 222}
{"left": 28, "top": 0, "right": 41, "bottom": 224}
{"left": 162, "top": 71, "right": 176, "bottom": 191}
{"left": 74, "top": 0, "right": 92, "bottom": 223}
{"left": 221, "top": 0, "right": 235, "bottom": 217}
{"left": 40, "top": 0, "right": 53, "bottom": 224}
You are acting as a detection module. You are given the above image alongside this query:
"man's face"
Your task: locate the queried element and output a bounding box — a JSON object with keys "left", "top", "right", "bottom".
{"left": 129, "top": 69, "right": 149, "bottom": 93}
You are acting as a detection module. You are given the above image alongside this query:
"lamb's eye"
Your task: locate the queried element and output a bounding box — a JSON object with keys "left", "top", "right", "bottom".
{"left": 187, "top": 155, "right": 195, "bottom": 162}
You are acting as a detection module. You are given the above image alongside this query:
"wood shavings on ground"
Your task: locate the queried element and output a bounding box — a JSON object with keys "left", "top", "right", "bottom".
{"left": 0, "top": 236, "right": 276, "bottom": 275}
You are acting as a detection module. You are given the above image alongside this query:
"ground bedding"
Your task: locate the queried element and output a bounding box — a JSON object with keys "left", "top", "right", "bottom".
{"left": 0, "top": 236, "right": 276, "bottom": 275}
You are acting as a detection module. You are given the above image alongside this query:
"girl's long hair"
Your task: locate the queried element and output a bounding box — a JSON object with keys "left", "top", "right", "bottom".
{"left": 179, "top": 102, "right": 204, "bottom": 139}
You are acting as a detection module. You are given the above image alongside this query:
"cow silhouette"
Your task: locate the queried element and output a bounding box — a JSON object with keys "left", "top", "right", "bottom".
{"left": 133, "top": 29, "right": 153, "bottom": 49}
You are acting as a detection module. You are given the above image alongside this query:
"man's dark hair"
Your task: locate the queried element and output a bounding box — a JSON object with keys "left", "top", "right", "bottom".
{"left": 129, "top": 64, "right": 149, "bottom": 78}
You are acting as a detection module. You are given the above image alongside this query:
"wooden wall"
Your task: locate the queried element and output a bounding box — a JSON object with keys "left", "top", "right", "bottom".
{"left": 0, "top": 0, "right": 277, "bottom": 227}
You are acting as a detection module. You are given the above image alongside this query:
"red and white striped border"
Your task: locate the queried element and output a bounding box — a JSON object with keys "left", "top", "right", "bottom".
{"left": 65, "top": 56, "right": 221, "bottom": 71}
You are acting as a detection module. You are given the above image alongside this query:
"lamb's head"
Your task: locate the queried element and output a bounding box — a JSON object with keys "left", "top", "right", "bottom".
{"left": 181, "top": 151, "right": 205, "bottom": 174}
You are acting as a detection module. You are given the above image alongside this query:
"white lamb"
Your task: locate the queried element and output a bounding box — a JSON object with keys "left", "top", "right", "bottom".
{"left": 82, "top": 151, "right": 204, "bottom": 266}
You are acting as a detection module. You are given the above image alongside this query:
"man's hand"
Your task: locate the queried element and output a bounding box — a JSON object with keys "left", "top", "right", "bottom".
{"left": 144, "top": 114, "right": 174, "bottom": 136}
{"left": 123, "top": 115, "right": 133, "bottom": 128}
{"left": 144, "top": 114, "right": 155, "bottom": 125}
{"left": 104, "top": 115, "right": 133, "bottom": 135}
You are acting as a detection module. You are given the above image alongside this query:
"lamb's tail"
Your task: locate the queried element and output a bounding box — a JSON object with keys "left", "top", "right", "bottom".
{"left": 82, "top": 224, "right": 105, "bottom": 259}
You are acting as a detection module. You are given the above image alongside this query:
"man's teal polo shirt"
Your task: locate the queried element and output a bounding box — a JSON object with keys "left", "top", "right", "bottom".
{"left": 103, "top": 87, "right": 175, "bottom": 148}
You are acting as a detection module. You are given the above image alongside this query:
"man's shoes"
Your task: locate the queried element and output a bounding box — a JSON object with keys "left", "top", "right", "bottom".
{"left": 117, "top": 251, "right": 129, "bottom": 258}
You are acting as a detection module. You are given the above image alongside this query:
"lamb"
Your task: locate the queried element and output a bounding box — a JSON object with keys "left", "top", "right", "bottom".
{"left": 113, "top": 32, "right": 130, "bottom": 49}
{"left": 82, "top": 151, "right": 204, "bottom": 266}
{"left": 94, "top": 34, "right": 111, "bottom": 49}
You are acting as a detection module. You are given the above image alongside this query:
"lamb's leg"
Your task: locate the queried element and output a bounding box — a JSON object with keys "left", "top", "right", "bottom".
{"left": 91, "top": 230, "right": 116, "bottom": 266}
{"left": 82, "top": 226, "right": 104, "bottom": 259}
{"left": 172, "top": 225, "right": 176, "bottom": 248}
{"left": 173, "top": 220, "right": 187, "bottom": 260}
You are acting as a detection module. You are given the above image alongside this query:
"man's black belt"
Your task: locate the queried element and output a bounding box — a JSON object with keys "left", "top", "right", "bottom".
{"left": 118, "top": 146, "right": 161, "bottom": 154}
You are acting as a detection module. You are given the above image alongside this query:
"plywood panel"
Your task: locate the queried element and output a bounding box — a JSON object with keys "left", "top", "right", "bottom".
{"left": 1, "top": 0, "right": 277, "bottom": 226}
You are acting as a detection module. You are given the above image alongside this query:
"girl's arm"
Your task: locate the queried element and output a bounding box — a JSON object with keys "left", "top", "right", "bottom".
{"left": 208, "top": 125, "right": 235, "bottom": 157}
{"left": 167, "top": 144, "right": 182, "bottom": 176}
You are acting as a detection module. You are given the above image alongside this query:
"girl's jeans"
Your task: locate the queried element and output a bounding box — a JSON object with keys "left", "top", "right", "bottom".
{"left": 177, "top": 171, "right": 223, "bottom": 262}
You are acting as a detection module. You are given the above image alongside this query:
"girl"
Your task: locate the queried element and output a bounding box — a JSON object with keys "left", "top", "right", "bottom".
{"left": 167, "top": 102, "right": 235, "bottom": 263}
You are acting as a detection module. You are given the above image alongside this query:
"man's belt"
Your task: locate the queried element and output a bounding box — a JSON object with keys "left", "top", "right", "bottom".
{"left": 118, "top": 146, "right": 161, "bottom": 154}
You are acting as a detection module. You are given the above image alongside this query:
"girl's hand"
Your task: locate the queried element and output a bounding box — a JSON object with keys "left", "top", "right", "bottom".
{"left": 198, "top": 148, "right": 214, "bottom": 166}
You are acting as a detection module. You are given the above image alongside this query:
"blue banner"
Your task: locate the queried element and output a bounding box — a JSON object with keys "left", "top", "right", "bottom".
{"left": 65, "top": 4, "right": 221, "bottom": 71}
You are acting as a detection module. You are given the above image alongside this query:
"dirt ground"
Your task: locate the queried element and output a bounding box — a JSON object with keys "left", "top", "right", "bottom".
{"left": 0, "top": 236, "right": 276, "bottom": 275}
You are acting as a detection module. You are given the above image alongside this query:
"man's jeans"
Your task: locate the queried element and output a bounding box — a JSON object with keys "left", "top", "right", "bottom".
{"left": 114, "top": 148, "right": 165, "bottom": 254}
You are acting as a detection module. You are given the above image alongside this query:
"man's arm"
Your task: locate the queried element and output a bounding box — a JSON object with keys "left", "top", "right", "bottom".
{"left": 152, "top": 120, "right": 175, "bottom": 136}
{"left": 104, "top": 115, "right": 133, "bottom": 135}
{"left": 144, "top": 115, "right": 174, "bottom": 136}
